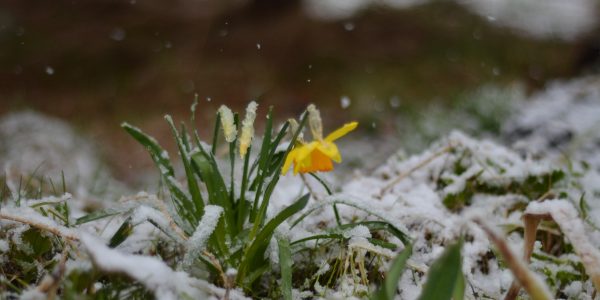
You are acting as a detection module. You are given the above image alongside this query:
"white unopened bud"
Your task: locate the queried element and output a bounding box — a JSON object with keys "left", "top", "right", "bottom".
{"left": 288, "top": 118, "right": 304, "bottom": 142}
{"left": 239, "top": 101, "right": 258, "bottom": 158}
{"left": 218, "top": 105, "right": 237, "bottom": 143}
{"left": 307, "top": 104, "right": 323, "bottom": 140}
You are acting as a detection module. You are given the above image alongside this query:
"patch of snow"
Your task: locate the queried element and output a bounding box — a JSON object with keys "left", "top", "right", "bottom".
{"left": 0, "top": 239, "right": 8, "bottom": 252}
{"left": 182, "top": 205, "right": 223, "bottom": 268}
{"left": 81, "top": 233, "right": 243, "bottom": 300}
{"left": 526, "top": 200, "right": 600, "bottom": 282}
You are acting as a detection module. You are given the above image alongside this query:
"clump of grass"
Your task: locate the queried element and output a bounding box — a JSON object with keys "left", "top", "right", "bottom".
{"left": 122, "top": 101, "right": 312, "bottom": 294}
{"left": 121, "top": 102, "right": 418, "bottom": 298}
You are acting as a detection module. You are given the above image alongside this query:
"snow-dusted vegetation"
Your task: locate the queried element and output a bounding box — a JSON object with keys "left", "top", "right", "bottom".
{"left": 3, "top": 75, "right": 600, "bottom": 299}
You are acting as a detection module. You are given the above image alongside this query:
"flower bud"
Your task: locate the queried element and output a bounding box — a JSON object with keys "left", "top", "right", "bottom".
{"left": 218, "top": 105, "right": 237, "bottom": 143}
{"left": 239, "top": 101, "right": 258, "bottom": 158}
{"left": 307, "top": 104, "right": 323, "bottom": 140}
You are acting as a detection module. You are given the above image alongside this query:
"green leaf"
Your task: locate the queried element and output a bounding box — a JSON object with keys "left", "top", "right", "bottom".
{"left": 238, "top": 148, "right": 252, "bottom": 233}
{"left": 250, "top": 113, "right": 308, "bottom": 239}
{"left": 417, "top": 240, "right": 463, "bottom": 300}
{"left": 212, "top": 112, "right": 221, "bottom": 155}
{"left": 191, "top": 150, "right": 232, "bottom": 260}
{"left": 165, "top": 115, "right": 205, "bottom": 222}
{"left": 121, "top": 123, "right": 174, "bottom": 176}
{"left": 22, "top": 229, "right": 52, "bottom": 257}
{"left": 453, "top": 267, "right": 465, "bottom": 300}
{"left": 74, "top": 208, "right": 122, "bottom": 225}
{"left": 238, "top": 193, "right": 310, "bottom": 286}
{"left": 278, "top": 237, "right": 293, "bottom": 300}
{"left": 109, "top": 217, "right": 133, "bottom": 248}
{"left": 371, "top": 244, "right": 412, "bottom": 300}
{"left": 122, "top": 122, "right": 196, "bottom": 229}
{"left": 249, "top": 107, "right": 274, "bottom": 220}
{"left": 367, "top": 238, "right": 398, "bottom": 250}
{"left": 291, "top": 233, "right": 345, "bottom": 246}
{"left": 579, "top": 192, "right": 589, "bottom": 219}
{"left": 191, "top": 151, "right": 234, "bottom": 234}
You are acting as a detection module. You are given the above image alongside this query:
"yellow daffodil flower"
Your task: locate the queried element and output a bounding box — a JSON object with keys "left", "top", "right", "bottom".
{"left": 282, "top": 105, "right": 357, "bottom": 175}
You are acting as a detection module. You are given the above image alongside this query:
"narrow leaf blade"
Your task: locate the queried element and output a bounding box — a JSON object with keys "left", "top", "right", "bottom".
{"left": 278, "top": 237, "right": 293, "bottom": 300}
{"left": 417, "top": 240, "right": 463, "bottom": 300}
{"left": 372, "top": 244, "right": 412, "bottom": 300}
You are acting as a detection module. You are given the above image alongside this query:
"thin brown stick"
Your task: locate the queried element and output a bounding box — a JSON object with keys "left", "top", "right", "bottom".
{"left": 526, "top": 201, "right": 600, "bottom": 293}
{"left": 0, "top": 211, "right": 79, "bottom": 241}
{"left": 474, "top": 218, "right": 552, "bottom": 300}
{"left": 504, "top": 214, "right": 546, "bottom": 300}
{"left": 153, "top": 198, "right": 189, "bottom": 241}
{"left": 378, "top": 145, "right": 452, "bottom": 198}
{"left": 201, "top": 249, "right": 231, "bottom": 297}
{"left": 37, "top": 246, "right": 69, "bottom": 298}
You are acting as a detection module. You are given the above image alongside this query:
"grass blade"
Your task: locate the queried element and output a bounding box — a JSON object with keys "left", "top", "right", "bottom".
{"left": 237, "top": 147, "right": 252, "bottom": 233}
{"left": 278, "top": 237, "right": 293, "bottom": 300}
{"left": 165, "top": 116, "right": 205, "bottom": 221}
{"left": 250, "top": 107, "right": 274, "bottom": 220}
{"left": 453, "top": 267, "right": 465, "bottom": 300}
{"left": 212, "top": 112, "right": 221, "bottom": 155}
{"left": 74, "top": 209, "right": 122, "bottom": 225}
{"left": 122, "top": 122, "right": 196, "bottom": 228}
{"left": 191, "top": 151, "right": 235, "bottom": 237}
{"left": 371, "top": 244, "right": 412, "bottom": 300}
{"left": 417, "top": 239, "right": 463, "bottom": 300}
{"left": 238, "top": 193, "right": 310, "bottom": 286}
{"left": 109, "top": 217, "right": 133, "bottom": 248}
{"left": 122, "top": 123, "right": 174, "bottom": 176}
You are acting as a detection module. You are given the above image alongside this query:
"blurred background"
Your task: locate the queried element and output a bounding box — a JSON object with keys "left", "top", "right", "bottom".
{"left": 1, "top": 0, "right": 599, "bottom": 184}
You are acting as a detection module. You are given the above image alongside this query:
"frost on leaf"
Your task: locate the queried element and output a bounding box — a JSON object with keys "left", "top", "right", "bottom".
{"left": 182, "top": 205, "right": 223, "bottom": 269}
{"left": 81, "top": 234, "right": 223, "bottom": 300}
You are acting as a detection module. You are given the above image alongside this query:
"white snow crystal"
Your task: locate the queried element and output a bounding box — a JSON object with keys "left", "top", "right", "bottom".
{"left": 81, "top": 234, "right": 231, "bottom": 300}
{"left": 182, "top": 205, "right": 223, "bottom": 268}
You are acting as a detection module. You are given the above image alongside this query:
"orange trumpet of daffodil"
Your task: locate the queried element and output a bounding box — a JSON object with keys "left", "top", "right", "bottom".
{"left": 282, "top": 105, "right": 358, "bottom": 175}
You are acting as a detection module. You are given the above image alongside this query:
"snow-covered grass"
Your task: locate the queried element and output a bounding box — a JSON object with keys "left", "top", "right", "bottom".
{"left": 3, "top": 76, "right": 600, "bottom": 299}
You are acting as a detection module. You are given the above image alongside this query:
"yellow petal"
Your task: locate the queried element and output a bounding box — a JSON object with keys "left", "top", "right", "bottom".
{"left": 288, "top": 142, "right": 315, "bottom": 175}
{"left": 307, "top": 150, "right": 334, "bottom": 172}
{"left": 295, "top": 142, "right": 318, "bottom": 162}
{"left": 325, "top": 122, "right": 358, "bottom": 142}
{"left": 316, "top": 140, "right": 341, "bottom": 163}
{"left": 281, "top": 147, "right": 299, "bottom": 175}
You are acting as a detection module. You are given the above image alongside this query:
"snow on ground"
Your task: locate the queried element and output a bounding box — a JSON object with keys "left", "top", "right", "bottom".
{"left": 282, "top": 130, "right": 560, "bottom": 298}
{"left": 0, "top": 111, "right": 99, "bottom": 185}
{"left": 272, "top": 75, "right": 600, "bottom": 298}
{"left": 503, "top": 76, "right": 600, "bottom": 221}
{"left": 0, "top": 111, "right": 127, "bottom": 204}
{"left": 504, "top": 76, "right": 600, "bottom": 166}
{"left": 81, "top": 233, "right": 244, "bottom": 300}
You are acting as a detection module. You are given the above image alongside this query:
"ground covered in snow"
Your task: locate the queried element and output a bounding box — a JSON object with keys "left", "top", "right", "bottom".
{"left": 3, "top": 75, "right": 600, "bottom": 299}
